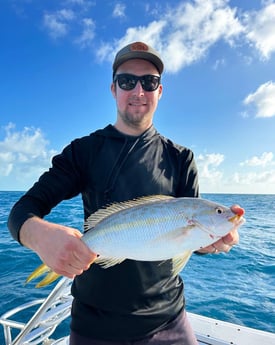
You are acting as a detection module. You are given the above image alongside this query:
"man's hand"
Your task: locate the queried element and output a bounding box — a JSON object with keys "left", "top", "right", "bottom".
{"left": 197, "top": 228, "right": 239, "bottom": 254}
{"left": 20, "top": 217, "right": 97, "bottom": 278}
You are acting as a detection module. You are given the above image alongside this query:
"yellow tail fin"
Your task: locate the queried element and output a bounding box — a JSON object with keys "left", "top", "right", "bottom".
{"left": 25, "top": 263, "right": 61, "bottom": 288}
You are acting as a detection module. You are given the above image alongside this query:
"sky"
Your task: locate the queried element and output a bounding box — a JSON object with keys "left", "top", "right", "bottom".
{"left": 0, "top": 0, "right": 275, "bottom": 194}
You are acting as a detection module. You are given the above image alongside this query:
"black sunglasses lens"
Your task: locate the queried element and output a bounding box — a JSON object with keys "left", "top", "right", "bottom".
{"left": 115, "top": 74, "right": 160, "bottom": 91}
{"left": 117, "top": 75, "right": 137, "bottom": 90}
{"left": 142, "top": 75, "right": 160, "bottom": 91}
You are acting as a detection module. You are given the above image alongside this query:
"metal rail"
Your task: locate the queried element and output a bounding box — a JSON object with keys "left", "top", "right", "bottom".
{"left": 0, "top": 278, "right": 72, "bottom": 345}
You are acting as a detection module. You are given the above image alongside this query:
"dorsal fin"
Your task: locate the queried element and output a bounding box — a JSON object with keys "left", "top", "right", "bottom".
{"left": 84, "top": 195, "right": 174, "bottom": 231}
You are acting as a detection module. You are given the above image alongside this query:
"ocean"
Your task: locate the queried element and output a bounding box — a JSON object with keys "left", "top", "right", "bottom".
{"left": 0, "top": 191, "right": 274, "bottom": 343}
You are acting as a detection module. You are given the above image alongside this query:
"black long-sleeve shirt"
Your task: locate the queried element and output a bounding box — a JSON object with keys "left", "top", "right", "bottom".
{"left": 8, "top": 124, "right": 199, "bottom": 341}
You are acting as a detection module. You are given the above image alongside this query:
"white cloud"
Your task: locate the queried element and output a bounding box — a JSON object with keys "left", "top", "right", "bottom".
{"left": 97, "top": 0, "right": 244, "bottom": 73}
{"left": 117, "top": 20, "right": 165, "bottom": 52}
{"left": 0, "top": 124, "right": 56, "bottom": 190}
{"left": 191, "top": 151, "right": 275, "bottom": 194}
{"left": 40, "top": 1, "right": 275, "bottom": 73}
{"left": 243, "top": 81, "right": 275, "bottom": 118}
{"left": 113, "top": 3, "right": 126, "bottom": 18}
{"left": 43, "top": 3, "right": 96, "bottom": 46}
{"left": 43, "top": 9, "right": 75, "bottom": 38}
{"left": 161, "top": 0, "right": 244, "bottom": 72}
{"left": 74, "top": 17, "right": 95, "bottom": 47}
{"left": 197, "top": 153, "right": 224, "bottom": 180}
{"left": 232, "top": 170, "right": 275, "bottom": 185}
{"left": 0, "top": 152, "right": 13, "bottom": 176}
{"left": 230, "top": 151, "right": 275, "bottom": 193}
{"left": 244, "top": 2, "right": 275, "bottom": 59}
{"left": 97, "top": 20, "right": 166, "bottom": 63}
{"left": 240, "top": 152, "right": 274, "bottom": 167}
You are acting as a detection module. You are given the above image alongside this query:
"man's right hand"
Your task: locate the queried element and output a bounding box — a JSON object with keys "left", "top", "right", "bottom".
{"left": 20, "top": 217, "right": 97, "bottom": 278}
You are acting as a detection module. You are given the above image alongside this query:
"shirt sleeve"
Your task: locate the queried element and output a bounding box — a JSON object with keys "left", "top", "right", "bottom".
{"left": 7, "top": 137, "right": 89, "bottom": 243}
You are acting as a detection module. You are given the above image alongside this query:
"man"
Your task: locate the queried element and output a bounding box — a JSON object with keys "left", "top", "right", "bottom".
{"left": 8, "top": 42, "right": 239, "bottom": 344}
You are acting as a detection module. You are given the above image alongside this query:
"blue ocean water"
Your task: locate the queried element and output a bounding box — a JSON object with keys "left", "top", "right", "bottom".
{"left": 0, "top": 191, "right": 274, "bottom": 343}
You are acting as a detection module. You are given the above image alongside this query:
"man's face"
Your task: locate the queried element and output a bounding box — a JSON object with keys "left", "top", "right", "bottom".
{"left": 111, "top": 59, "right": 162, "bottom": 133}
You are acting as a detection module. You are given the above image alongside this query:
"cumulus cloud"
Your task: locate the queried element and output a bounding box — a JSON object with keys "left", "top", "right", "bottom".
{"left": 74, "top": 18, "right": 95, "bottom": 47}
{"left": 231, "top": 152, "right": 275, "bottom": 193}
{"left": 243, "top": 81, "right": 275, "bottom": 118}
{"left": 43, "top": 2, "right": 95, "bottom": 46}
{"left": 39, "top": 0, "right": 275, "bottom": 72}
{"left": 197, "top": 153, "right": 224, "bottom": 180}
{"left": 162, "top": 0, "right": 244, "bottom": 72}
{"left": 0, "top": 124, "right": 56, "bottom": 189}
{"left": 232, "top": 170, "right": 275, "bottom": 185}
{"left": 97, "top": 0, "right": 244, "bottom": 73}
{"left": 43, "top": 9, "right": 75, "bottom": 38}
{"left": 244, "top": 2, "right": 275, "bottom": 60}
{"left": 240, "top": 152, "right": 274, "bottom": 167}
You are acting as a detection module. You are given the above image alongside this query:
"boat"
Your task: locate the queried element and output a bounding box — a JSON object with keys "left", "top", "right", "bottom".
{"left": 1, "top": 277, "right": 274, "bottom": 345}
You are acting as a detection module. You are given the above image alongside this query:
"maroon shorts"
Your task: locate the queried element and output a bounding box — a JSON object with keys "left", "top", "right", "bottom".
{"left": 69, "top": 310, "right": 198, "bottom": 345}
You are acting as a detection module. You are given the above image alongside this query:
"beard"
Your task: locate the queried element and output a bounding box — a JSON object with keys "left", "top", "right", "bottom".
{"left": 118, "top": 108, "right": 152, "bottom": 129}
{"left": 117, "top": 96, "right": 154, "bottom": 129}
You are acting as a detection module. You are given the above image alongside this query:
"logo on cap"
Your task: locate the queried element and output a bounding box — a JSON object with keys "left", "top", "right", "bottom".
{"left": 130, "top": 42, "right": 149, "bottom": 52}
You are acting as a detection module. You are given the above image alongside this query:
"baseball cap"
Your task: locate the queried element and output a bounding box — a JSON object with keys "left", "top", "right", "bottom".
{"left": 112, "top": 42, "right": 164, "bottom": 75}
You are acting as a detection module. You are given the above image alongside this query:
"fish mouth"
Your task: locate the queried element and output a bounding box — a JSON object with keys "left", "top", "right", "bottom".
{"left": 228, "top": 214, "right": 246, "bottom": 226}
{"left": 193, "top": 214, "right": 245, "bottom": 240}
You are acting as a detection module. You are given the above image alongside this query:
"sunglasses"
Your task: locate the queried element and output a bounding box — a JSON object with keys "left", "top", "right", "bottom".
{"left": 113, "top": 73, "right": 161, "bottom": 92}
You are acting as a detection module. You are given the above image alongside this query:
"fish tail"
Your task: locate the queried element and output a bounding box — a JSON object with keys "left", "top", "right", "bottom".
{"left": 35, "top": 271, "right": 61, "bottom": 288}
{"left": 25, "top": 263, "right": 61, "bottom": 288}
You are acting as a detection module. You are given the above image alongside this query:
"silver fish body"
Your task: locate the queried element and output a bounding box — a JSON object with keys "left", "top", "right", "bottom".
{"left": 83, "top": 195, "right": 245, "bottom": 270}
{"left": 27, "top": 195, "right": 245, "bottom": 287}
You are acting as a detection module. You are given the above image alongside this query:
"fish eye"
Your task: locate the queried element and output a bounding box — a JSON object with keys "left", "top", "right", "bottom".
{"left": 215, "top": 207, "right": 224, "bottom": 214}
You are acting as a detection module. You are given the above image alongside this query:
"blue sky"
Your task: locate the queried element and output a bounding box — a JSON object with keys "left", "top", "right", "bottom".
{"left": 0, "top": 0, "right": 275, "bottom": 194}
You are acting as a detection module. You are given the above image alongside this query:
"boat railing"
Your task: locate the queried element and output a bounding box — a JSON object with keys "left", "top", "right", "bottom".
{"left": 1, "top": 276, "right": 275, "bottom": 345}
{"left": 0, "top": 277, "right": 72, "bottom": 345}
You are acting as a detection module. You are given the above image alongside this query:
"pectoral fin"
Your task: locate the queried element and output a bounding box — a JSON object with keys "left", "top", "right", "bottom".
{"left": 172, "top": 251, "right": 193, "bottom": 276}
{"left": 95, "top": 256, "right": 126, "bottom": 268}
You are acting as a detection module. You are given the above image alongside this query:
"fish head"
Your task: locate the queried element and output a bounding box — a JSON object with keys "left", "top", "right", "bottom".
{"left": 191, "top": 200, "right": 246, "bottom": 240}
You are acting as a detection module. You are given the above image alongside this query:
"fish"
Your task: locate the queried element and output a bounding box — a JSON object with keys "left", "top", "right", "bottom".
{"left": 26, "top": 195, "right": 245, "bottom": 287}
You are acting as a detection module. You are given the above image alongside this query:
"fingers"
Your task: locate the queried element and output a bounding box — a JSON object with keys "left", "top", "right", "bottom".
{"left": 53, "top": 240, "right": 97, "bottom": 278}
{"left": 21, "top": 218, "right": 97, "bottom": 280}
{"left": 38, "top": 223, "right": 97, "bottom": 278}
{"left": 212, "top": 229, "right": 240, "bottom": 254}
{"left": 196, "top": 229, "right": 239, "bottom": 255}
{"left": 71, "top": 245, "right": 97, "bottom": 273}
{"left": 222, "top": 229, "right": 239, "bottom": 246}
{"left": 213, "top": 238, "right": 232, "bottom": 253}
